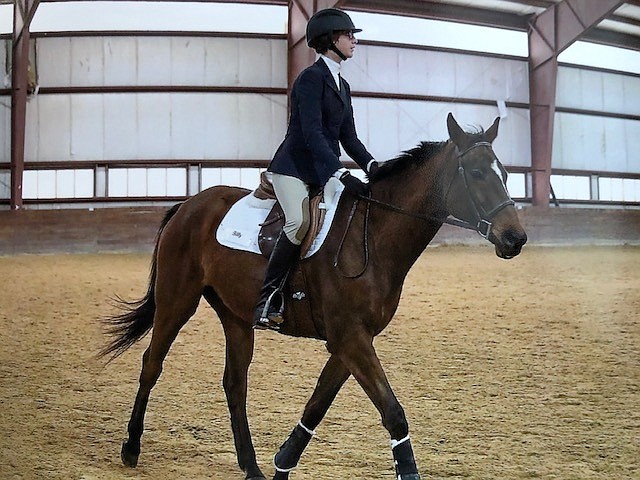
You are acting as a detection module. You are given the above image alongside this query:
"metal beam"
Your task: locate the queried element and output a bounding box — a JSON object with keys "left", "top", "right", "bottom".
{"left": 344, "top": 0, "right": 530, "bottom": 31}
{"left": 11, "top": 0, "right": 40, "bottom": 210}
{"left": 528, "top": 0, "right": 624, "bottom": 208}
{"left": 288, "top": 0, "right": 343, "bottom": 104}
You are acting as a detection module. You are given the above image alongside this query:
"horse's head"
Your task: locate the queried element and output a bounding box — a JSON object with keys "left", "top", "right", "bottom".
{"left": 445, "top": 113, "right": 527, "bottom": 259}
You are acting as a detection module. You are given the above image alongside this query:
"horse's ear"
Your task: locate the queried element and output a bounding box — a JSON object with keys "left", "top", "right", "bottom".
{"left": 485, "top": 116, "right": 500, "bottom": 143}
{"left": 447, "top": 112, "right": 467, "bottom": 148}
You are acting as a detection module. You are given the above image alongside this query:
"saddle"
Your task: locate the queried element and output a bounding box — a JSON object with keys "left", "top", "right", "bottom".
{"left": 254, "top": 172, "right": 327, "bottom": 259}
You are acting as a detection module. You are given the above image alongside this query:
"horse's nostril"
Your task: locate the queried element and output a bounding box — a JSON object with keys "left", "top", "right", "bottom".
{"left": 504, "top": 229, "right": 527, "bottom": 249}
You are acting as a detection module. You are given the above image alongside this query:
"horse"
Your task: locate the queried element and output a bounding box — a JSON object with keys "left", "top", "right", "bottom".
{"left": 100, "top": 113, "right": 527, "bottom": 480}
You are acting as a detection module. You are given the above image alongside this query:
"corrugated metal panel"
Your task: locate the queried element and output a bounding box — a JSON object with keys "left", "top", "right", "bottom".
{"left": 35, "top": 36, "right": 287, "bottom": 89}
{"left": 344, "top": 45, "right": 529, "bottom": 103}
{"left": 352, "top": 97, "right": 531, "bottom": 168}
{"left": 553, "top": 112, "right": 638, "bottom": 173}
{"left": 557, "top": 66, "right": 640, "bottom": 115}
{"left": 0, "top": 99, "right": 9, "bottom": 163}
{"left": 24, "top": 92, "right": 287, "bottom": 162}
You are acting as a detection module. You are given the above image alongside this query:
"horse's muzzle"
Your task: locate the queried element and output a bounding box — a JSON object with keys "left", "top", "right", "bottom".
{"left": 491, "top": 227, "right": 527, "bottom": 259}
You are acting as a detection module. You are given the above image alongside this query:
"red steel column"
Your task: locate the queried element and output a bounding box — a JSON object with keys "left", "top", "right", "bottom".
{"left": 288, "top": 0, "right": 343, "bottom": 105}
{"left": 528, "top": 0, "right": 623, "bottom": 207}
{"left": 10, "top": 0, "right": 40, "bottom": 210}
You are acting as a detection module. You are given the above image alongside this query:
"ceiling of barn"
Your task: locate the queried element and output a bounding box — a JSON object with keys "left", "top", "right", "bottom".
{"left": 10, "top": 1, "right": 640, "bottom": 51}
{"left": 339, "top": 0, "right": 640, "bottom": 50}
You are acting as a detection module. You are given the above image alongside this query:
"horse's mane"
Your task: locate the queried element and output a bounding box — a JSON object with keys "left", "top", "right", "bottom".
{"left": 369, "top": 141, "right": 447, "bottom": 183}
{"left": 369, "top": 128, "right": 488, "bottom": 183}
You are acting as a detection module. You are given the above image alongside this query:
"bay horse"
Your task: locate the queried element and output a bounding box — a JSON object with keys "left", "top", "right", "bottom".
{"left": 100, "top": 113, "right": 527, "bottom": 480}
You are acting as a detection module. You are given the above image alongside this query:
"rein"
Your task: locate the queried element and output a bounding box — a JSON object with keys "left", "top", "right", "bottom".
{"left": 333, "top": 141, "right": 515, "bottom": 277}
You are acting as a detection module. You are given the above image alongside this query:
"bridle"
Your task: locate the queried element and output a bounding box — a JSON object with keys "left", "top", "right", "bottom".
{"left": 334, "top": 141, "right": 515, "bottom": 277}
{"left": 448, "top": 141, "right": 515, "bottom": 238}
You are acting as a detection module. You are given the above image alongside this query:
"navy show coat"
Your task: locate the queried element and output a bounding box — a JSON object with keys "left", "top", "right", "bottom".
{"left": 268, "top": 58, "right": 373, "bottom": 187}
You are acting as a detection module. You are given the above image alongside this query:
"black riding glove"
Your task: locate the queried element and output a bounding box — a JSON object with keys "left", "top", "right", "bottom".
{"left": 368, "top": 160, "right": 380, "bottom": 177}
{"left": 339, "top": 171, "right": 369, "bottom": 197}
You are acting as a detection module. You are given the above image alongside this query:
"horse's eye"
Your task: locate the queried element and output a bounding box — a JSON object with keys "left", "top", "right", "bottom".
{"left": 470, "top": 169, "right": 484, "bottom": 180}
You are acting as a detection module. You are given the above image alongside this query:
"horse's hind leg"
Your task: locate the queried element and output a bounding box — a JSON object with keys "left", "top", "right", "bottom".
{"left": 272, "top": 354, "right": 351, "bottom": 479}
{"left": 121, "top": 293, "right": 200, "bottom": 468}
{"left": 206, "top": 293, "right": 265, "bottom": 480}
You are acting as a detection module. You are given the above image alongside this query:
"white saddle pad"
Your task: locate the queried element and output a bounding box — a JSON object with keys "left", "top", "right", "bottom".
{"left": 216, "top": 177, "right": 345, "bottom": 258}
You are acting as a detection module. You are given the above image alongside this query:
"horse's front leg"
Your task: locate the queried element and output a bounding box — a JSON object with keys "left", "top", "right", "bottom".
{"left": 331, "top": 333, "right": 421, "bottom": 480}
{"left": 272, "top": 354, "right": 351, "bottom": 480}
{"left": 220, "top": 316, "right": 265, "bottom": 480}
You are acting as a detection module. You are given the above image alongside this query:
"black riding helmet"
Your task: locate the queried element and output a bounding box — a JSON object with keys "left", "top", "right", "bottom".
{"left": 306, "top": 8, "right": 362, "bottom": 60}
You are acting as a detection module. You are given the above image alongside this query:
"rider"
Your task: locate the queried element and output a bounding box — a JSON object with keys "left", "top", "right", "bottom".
{"left": 253, "top": 8, "right": 379, "bottom": 330}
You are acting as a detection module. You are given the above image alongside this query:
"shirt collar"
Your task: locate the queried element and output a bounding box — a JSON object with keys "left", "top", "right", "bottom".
{"left": 320, "top": 55, "right": 341, "bottom": 77}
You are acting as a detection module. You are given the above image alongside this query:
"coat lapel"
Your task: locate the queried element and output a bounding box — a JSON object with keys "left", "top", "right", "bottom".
{"left": 316, "top": 58, "right": 345, "bottom": 104}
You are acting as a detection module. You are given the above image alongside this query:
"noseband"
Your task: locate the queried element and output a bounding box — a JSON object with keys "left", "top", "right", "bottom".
{"left": 450, "top": 142, "right": 515, "bottom": 239}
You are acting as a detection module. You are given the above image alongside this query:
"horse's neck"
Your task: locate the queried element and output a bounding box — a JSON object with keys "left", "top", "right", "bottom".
{"left": 369, "top": 147, "right": 453, "bottom": 268}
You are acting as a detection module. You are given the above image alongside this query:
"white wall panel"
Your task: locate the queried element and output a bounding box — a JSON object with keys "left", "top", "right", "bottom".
{"left": 557, "top": 67, "right": 640, "bottom": 116}
{"left": 0, "top": 97, "right": 9, "bottom": 162}
{"left": 623, "top": 76, "right": 640, "bottom": 113}
{"left": 71, "top": 37, "right": 104, "bottom": 86}
{"left": 240, "top": 168, "right": 262, "bottom": 189}
{"left": 239, "top": 39, "right": 275, "bottom": 87}
{"left": 127, "top": 168, "right": 147, "bottom": 196}
{"left": 36, "top": 95, "right": 71, "bottom": 161}
{"left": 352, "top": 97, "right": 530, "bottom": 168}
{"left": 104, "top": 37, "right": 137, "bottom": 85}
{"left": 71, "top": 94, "right": 104, "bottom": 160}
{"left": 108, "top": 168, "right": 127, "bottom": 196}
{"left": 554, "top": 113, "right": 638, "bottom": 174}
{"left": 166, "top": 168, "right": 187, "bottom": 196}
{"left": 138, "top": 38, "right": 172, "bottom": 85}
{"left": 34, "top": 36, "right": 287, "bottom": 88}
{"left": 24, "top": 99, "right": 39, "bottom": 161}
{"left": 74, "top": 169, "right": 94, "bottom": 197}
{"left": 203, "top": 93, "right": 286, "bottom": 160}
{"left": 204, "top": 95, "right": 239, "bottom": 158}
{"left": 201, "top": 168, "right": 222, "bottom": 189}
{"left": 205, "top": 38, "right": 240, "bottom": 86}
{"left": 56, "top": 169, "right": 76, "bottom": 197}
{"left": 0, "top": 171, "right": 9, "bottom": 199}
{"left": 145, "top": 168, "right": 187, "bottom": 196}
{"left": 237, "top": 94, "right": 284, "bottom": 159}
{"left": 220, "top": 168, "right": 241, "bottom": 187}
{"left": 104, "top": 94, "right": 137, "bottom": 159}
{"left": 344, "top": 45, "right": 529, "bottom": 104}
{"left": 36, "top": 37, "right": 71, "bottom": 87}
{"left": 171, "top": 94, "right": 207, "bottom": 159}
{"left": 171, "top": 37, "right": 206, "bottom": 85}
{"left": 137, "top": 94, "right": 171, "bottom": 159}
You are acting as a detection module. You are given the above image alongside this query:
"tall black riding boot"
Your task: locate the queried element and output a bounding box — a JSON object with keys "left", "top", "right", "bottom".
{"left": 253, "top": 232, "right": 300, "bottom": 330}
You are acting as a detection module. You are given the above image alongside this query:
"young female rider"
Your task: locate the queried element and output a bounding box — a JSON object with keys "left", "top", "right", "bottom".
{"left": 253, "top": 8, "right": 378, "bottom": 329}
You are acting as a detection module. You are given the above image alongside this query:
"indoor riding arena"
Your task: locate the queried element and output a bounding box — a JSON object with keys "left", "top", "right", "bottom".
{"left": 1, "top": 2, "right": 639, "bottom": 480}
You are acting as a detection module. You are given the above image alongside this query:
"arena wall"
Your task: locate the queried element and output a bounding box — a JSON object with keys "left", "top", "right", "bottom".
{"left": 0, "top": 206, "right": 638, "bottom": 256}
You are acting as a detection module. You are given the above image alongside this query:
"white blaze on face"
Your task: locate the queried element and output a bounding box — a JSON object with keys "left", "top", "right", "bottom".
{"left": 491, "top": 160, "right": 509, "bottom": 195}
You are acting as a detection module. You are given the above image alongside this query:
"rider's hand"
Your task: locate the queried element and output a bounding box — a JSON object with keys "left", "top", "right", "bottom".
{"left": 368, "top": 160, "right": 379, "bottom": 177}
{"left": 339, "top": 172, "right": 369, "bottom": 197}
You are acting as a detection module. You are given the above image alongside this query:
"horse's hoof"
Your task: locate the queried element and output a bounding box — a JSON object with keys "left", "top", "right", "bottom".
{"left": 272, "top": 471, "right": 289, "bottom": 480}
{"left": 120, "top": 441, "right": 139, "bottom": 468}
{"left": 400, "top": 474, "right": 421, "bottom": 480}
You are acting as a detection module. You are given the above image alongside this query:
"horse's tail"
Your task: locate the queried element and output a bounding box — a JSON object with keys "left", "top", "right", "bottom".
{"left": 98, "top": 203, "right": 183, "bottom": 362}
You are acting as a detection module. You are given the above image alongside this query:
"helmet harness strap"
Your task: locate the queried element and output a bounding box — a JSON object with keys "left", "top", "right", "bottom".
{"left": 329, "top": 41, "right": 347, "bottom": 61}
